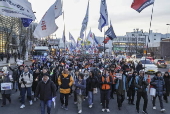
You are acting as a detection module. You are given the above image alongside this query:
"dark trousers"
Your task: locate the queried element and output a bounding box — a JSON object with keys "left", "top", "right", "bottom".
{"left": 136, "top": 92, "right": 148, "bottom": 111}
{"left": 101, "top": 90, "right": 110, "bottom": 109}
{"left": 128, "top": 88, "right": 136, "bottom": 103}
{"left": 152, "top": 95, "right": 164, "bottom": 109}
{"left": 21, "top": 87, "right": 32, "bottom": 104}
{"left": 110, "top": 84, "right": 115, "bottom": 98}
{"left": 163, "top": 93, "right": 169, "bottom": 101}
{"left": 60, "top": 93, "right": 69, "bottom": 106}
{"left": 74, "top": 91, "right": 77, "bottom": 102}
{"left": 2, "top": 94, "right": 11, "bottom": 105}
{"left": 117, "top": 94, "right": 125, "bottom": 107}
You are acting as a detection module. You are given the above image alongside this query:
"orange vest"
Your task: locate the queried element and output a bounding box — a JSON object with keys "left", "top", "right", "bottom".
{"left": 102, "top": 76, "right": 110, "bottom": 90}
{"left": 109, "top": 72, "right": 116, "bottom": 84}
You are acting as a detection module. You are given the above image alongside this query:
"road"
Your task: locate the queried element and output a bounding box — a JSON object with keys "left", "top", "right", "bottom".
{"left": 0, "top": 61, "right": 170, "bottom": 114}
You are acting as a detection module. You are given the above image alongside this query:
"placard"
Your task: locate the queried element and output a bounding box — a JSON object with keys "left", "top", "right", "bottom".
{"left": 1, "top": 83, "right": 13, "bottom": 90}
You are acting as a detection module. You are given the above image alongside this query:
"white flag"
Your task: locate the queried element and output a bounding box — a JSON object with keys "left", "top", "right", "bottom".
{"left": 98, "top": 0, "right": 108, "bottom": 32}
{"left": 80, "top": 1, "right": 89, "bottom": 39}
{"left": 69, "top": 32, "right": 76, "bottom": 45}
{"left": 0, "top": 0, "right": 36, "bottom": 20}
{"left": 86, "top": 30, "right": 93, "bottom": 45}
{"left": 33, "top": 0, "right": 62, "bottom": 38}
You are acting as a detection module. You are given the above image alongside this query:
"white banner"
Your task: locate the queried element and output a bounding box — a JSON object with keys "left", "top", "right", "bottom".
{"left": 33, "top": 0, "right": 62, "bottom": 38}
{"left": 0, "top": 0, "right": 36, "bottom": 20}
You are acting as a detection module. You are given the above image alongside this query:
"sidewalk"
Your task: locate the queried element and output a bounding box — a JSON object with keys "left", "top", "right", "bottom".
{"left": 0, "top": 57, "right": 16, "bottom": 67}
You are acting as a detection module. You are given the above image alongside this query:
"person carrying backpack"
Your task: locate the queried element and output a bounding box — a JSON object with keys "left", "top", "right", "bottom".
{"left": 19, "top": 66, "right": 33, "bottom": 109}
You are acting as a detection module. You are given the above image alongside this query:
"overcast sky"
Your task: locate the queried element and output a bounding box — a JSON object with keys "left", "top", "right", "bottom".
{"left": 29, "top": 0, "right": 170, "bottom": 40}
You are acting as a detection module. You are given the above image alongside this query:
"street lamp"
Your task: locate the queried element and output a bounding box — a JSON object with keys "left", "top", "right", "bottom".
{"left": 166, "top": 24, "right": 170, "bottom": 41}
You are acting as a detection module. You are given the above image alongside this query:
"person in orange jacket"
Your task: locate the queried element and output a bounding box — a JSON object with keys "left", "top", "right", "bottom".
{"left": 58, "top": 68, "right": 74, "bottom": 110}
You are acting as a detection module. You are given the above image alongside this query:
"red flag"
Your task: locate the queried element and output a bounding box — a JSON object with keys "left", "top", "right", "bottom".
{"left": 103, "top": 37, "right": 110, "bottom": 44}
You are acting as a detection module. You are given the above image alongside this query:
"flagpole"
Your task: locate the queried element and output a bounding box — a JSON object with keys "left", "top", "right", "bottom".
{"left": 144, "top": 3, "right": 155, "bottom": 72}
{"left": 63, "top": 11, "right": 66, "bottom": 67}
{"left": 103, "top": 27, "right": 106, "bottom": 64}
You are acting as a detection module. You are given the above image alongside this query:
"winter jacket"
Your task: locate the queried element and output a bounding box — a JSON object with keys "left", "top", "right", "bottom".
{"left": 1, "top": 74, "right": 13, "bottom": 94}
{"left": 163, "top": 76, "right": 170, "bottom": 95}
{"left": 136, "top": 64, "right": 143, "bottom": 72}
{"left": 75, "top": 79, "right": 86, "bottom": 95}
{"left": 86, "top": 76, "right": 98, "bottom": 91}
{"left": 35, "top": 80, "right": 56, "bottom": 101}
{"left": 58, "top": 73, "right": 74, "bottom": 94}
{"left": 128, "top": 75, "right": 136, "bottom": 89}
{"left": 19, "top": 72, "right": 33, "bottom": 88}
{"left": 134, "top": 76, "right": 148, "bottom": 92}
{"left": 115, "top": 74, "right": 127, "bottom": 94}
{"left": 150, "top": 76, "right": 165, "bottom": 96}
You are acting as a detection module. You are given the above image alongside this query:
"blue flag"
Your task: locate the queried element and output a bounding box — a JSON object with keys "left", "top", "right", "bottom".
{"left": 21, "top": 18, "right": 33, "bottom": 27}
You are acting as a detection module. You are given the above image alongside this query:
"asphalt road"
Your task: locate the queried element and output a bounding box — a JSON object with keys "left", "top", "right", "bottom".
{"left": 0, "top": 62, "right": 170, "bottom": 114}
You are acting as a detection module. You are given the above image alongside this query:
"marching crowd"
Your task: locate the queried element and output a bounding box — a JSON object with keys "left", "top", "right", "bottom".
{"left": 0, "top": 56, "right": 170, "bottom": 114}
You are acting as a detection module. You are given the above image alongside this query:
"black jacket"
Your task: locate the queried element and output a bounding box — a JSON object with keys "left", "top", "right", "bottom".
{"left": 163, "top": 76, "right": 170, "bottom": 95}
{"left": 35, "top": 80, "right": 56, "bottom": 101}
{"left": 86, "top": 76, "right": 98, "bottom": 91}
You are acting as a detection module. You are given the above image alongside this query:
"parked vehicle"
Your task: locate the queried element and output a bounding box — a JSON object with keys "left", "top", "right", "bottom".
{"left": 154, "top": 59, "right": 167, "bottom": 68}
{"left": 140, "top": 59, "right": 158, "bottom": 74}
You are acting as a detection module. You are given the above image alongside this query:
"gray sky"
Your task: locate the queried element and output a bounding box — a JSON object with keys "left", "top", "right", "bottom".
{"left": 29, "top": 0, "right": 170, "bottom": 39}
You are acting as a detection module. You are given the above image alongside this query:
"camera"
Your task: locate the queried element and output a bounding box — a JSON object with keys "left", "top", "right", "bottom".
{"left": 21, "top": 78, "right": 24, "bottom": 82}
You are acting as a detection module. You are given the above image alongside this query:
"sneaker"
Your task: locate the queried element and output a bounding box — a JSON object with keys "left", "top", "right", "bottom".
{"left": 61, "top": 104, "right": 64, "bottom": 109}
{"left": 29, "top": 100, "right": 33, "bottom": 105}
{"left": 89, "top": 105, "right": 92, "bottom": 108}
{"left": 78, "top": 110, "right": 82, "bottom": 114}
{"left": 102, "top": 109, "right": 105, "bottom": 112}
{"left": 20, "top": 104, "right": 25, "bottom": 109}
{"left": 74, "top": 102, "right": 77, "bottom": 105}
{"left": 64, "top": 106, "right": 68, "bottom": 110}
{"left": 161, "top": 109, "right": 166, "bottom": 112}
{"left": 34, "top": 98, "right": 37, "bottom": 102}
{"left": 100, "top": 102, "right": 102, "bottom": 105}
{"left": 142, "top": 110, "right": 148, "bottom": 114}
{"left": 153, "top": 106, "right": 156, "bottom": 110}
{"left": 106, "top": 109, "right": 110, "bottom": 112}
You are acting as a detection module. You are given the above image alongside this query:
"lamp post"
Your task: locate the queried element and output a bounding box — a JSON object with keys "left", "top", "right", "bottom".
{"left": 166, "top": 24, "right": 170, "bottom": 41}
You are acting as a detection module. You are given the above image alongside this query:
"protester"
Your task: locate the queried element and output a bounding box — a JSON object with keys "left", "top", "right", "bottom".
{"left": 128, "top": 71, "right": 138, "bottom": 105}
{"left": 75, "top": 73, "right": 86, "bottom": 114}
{"left": 163, "top": 72, "right": 170, "bottom": 103}
{"left": 35, "top": 73, "right": 56, "bottom": 114}
{"left": 150, "top": 71, "right": 166, "bottom": 112}
{"left": 115, "top": 69, "right": 127, "bottom": 110}
{"left": 99, "top": 69, "right": 113, "bottom": 112}
{"left": 134, "top": 71, "right": 148, "bottom": 114}
{"left": 1, "top": 67, "right": 13, "bottom": 107}
{"left": 58, "top": 68, "right": 74, "bottom": 110}
{"left": 19, "top": 66, "right": 33, "bottom": 108}
{"left": 86, "top": 71, "right": 98, "bottom": 108}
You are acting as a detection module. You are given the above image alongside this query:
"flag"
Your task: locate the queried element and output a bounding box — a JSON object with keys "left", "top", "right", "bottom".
{"left": 103, "top": 36, "right": 110, "bottom": 44}
{"left": 21, "top": 18, "right": 33, "bottom": 27}
{"left": 0, "top": 0, "right": 36, "bottom": 20}
{"left": 105, "top": 24, "right": 116, "bottom": 40}
{"left": 86, "top": 30, "right": 93, "bottom": 45}
{"left": 93, "top": 34, "right": 99, "bottom": 46}
{"left": 80, "top": 1, "right": 89, "bottom": 39}
{"left": 69, "top": 32, "right": 76, "bottom": 44}
{"left": 98, "top": 0, "right": 108, "bottom": 32}
{"left": 131, "top": 0, "right": 155, "bottom": 13}
{"left": 33, "top": 0, "right": 62, "bottom": 38}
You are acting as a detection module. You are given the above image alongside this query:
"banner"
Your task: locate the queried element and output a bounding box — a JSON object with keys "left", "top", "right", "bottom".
{"left": 0, "top": 0, "right": 36, "bottom": 20}
{"left": 33, "top": 0, "right": 62, "bottom": 38}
